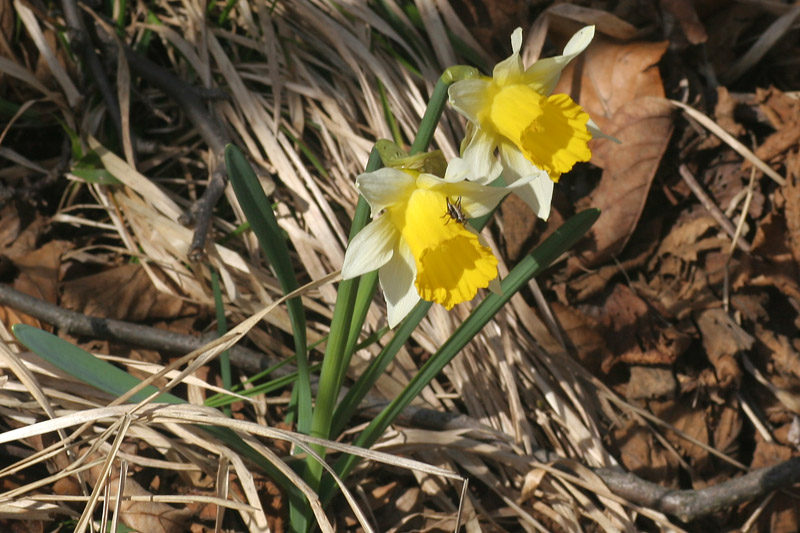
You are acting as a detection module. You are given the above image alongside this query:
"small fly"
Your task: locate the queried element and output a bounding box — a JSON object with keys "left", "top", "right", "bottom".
{"left": 442, "top": 196, "right": 468, "bottom": 225}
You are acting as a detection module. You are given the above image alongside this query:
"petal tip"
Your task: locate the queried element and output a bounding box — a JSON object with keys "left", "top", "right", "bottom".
{"left": 511, "top": 27, "right": 523, "bottom": 53}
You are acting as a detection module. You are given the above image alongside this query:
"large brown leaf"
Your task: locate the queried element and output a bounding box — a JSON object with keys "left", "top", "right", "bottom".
{"left": 60, "top": 264, "right": 191, "bottom": 321}
{"left": 575, "top": 97, "right": 674, "bottom": 267}
{"left": 596, "top": 283, "right": 690, "bottom": 371}
{"left": 552, "top": 35, "right": 672, "bottom": 268}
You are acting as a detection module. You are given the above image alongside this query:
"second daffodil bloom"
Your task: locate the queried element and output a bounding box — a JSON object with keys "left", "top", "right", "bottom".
{"left": 449, "top": 26, "right": 600, "bottom": 221}
{"left": 341, "top": 161, "right": 517, "bottom": 328}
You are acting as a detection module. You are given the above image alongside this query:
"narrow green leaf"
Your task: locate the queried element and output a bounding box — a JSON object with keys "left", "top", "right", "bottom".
{"left": 410, "top": 77, "right": 449, "bottom": 155}
{"left": 71, "top": 167, "right": 121, "bottom": 185}
{"left": 12, "top": 324, "right": 303, "bottom": 502}
{"left": 328, "top": 208, "right": 601, "bottom": 489}
{"left": 14, "top": 323, "right": 180, "bottom": 404}
{"left": 377, "top": 79, "right": 403, "bottom": 145}
{"left": 210, "top": 267, "right": 232, "bottom": 417}
{"left": 224, "top": 144, "right": 311, "bottom": 434}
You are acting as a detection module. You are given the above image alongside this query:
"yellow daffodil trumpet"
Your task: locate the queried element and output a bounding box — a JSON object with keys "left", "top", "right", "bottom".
{"left": 449, "top": 26, "right": 604, "bottom": 221}
{"left": 341, "top": 160, "right": 523, "bottom": 327}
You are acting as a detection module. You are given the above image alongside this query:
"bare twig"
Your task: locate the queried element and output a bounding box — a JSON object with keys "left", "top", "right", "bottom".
{"left": 678, "top": 164, "right": 752, "bottom": 253}
{"left": 0, "top": 283, "right": 273, "bottom": 374}
{"left": 595, "top": 458, "right": 800, "bottom": 522}
{"left": 74, "top": 11, "right": 233, "bottom": 260}
{"left": 119, "top": 42, "right": 232, "bottom": 261}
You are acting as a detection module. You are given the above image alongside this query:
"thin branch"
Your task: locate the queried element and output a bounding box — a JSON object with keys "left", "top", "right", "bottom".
{"left": 679, "top": 164, "right": 752, "bottom": 253}
{"left": 0, "top": 283, "right": 273, "bottom": 374}
{"left": 119, "top": 42, "right": 232, "bottom": 261}
{"left": 595, "top": 458, "right": 800, "bottom": 522}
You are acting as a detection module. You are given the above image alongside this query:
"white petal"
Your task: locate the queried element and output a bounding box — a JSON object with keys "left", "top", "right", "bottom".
{"left": 493, "top": 30, "right": 525, "bottom": 83}
{"left": 341, "top": 215, "right": 398, "bottom": 279}
{"left": 462, "top": 130, "right": 502, "bottom": 185}
{"left": 356, "top": 167, "right": 415, "bottom": 214}
{"left": 510, "top": 27, "right": 523, "bottom": 54}
{"left": 500, "top": 145, "right": 554, "bottom": 220}
{"left": 563, "top": 26, "right": 595, "bottom": 57}
{"left": 380, "top": 240, "right": 420, "bottom": 328}
{"left": 417, "top": 168, "right": 534, "bottom": 219}
{"left": 526, "top": 173, "right": 555, "bottom": 221}
{"left": 448, "top": 180, "right": 509, "bottom": 218}
{"left": 499, "top": 141, "right": 537, "bottom": 183}
{"left": 587, "top": 118, "right": 621, "bottom": 143}
{"left": 488, "top": 276, "right": 502, "bottom": 295}
{"left": 443, "top": 157, "right": 472, "bottom": 182}
{"left": 448, "top": 79, "right": 490, "bottom": 123}
{"left": 523, "top": 26, "right": 595, "bottom": 95}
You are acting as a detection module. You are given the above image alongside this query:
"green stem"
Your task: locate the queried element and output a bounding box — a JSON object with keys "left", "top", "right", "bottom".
{"left": 327, "top": 209, "right": 600, "bottom": 492}
{"left": 305, "top": 150, "right": 381, "bottom": 480}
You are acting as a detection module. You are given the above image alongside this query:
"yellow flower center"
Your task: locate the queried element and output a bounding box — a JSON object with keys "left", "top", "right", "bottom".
{"left": 485, "top": 83, "right": 592, "bottom": 180}
{"left": 387, "top": 185, "right": 498, "bottom": 310}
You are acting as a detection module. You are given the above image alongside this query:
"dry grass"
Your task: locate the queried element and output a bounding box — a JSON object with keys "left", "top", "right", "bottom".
{"left": 3, "top": 0, "right": 782, "bottom": 531}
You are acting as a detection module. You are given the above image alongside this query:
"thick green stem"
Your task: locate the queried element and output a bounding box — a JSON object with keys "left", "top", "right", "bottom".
{"left": 305, "top": 149, "right": 381, "bottom": 485}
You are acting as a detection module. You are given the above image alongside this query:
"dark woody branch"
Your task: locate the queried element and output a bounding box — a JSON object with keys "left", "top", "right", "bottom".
{"left": 0, "top": 282, "right": 273, "bottom": 374}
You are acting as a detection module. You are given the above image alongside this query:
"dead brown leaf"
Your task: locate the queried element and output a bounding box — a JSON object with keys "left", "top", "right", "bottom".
{"left": 556, "top": 37, "right": 669, "bottom": 132}
{"left": 755, "top": 123, "right": 800, "bottom": 165}
{"left": 714, "top": 87, "right": 745, "bottom": 137}
{"left": 651, "top": 399, "right": 712, "bottom": 485}
{"left": 1, "top": 240, "right": 71, "bottom": 329}
{"left": 565, "top": 218, "right": 661, "bottom": 302}
{"left": 609, "top": 419, "right": 680, "bottom": 486}
{"left": 575, "top": 97, "right": 674, "bottom": 267}
{"left": 743, "top": 206, "right": 800, "bottom": 302}
{"left": 60, "top": 264, "right": 192, "bottom": 321}
{"left": 757, "top": 87, "right": 800, "bottom": 129}
{"left": 784, "top": 173, "right": 800, "bottom": 268}
{"left": 596, "top": 284, "right": 690, "bottom": 370}
{"left": 549, "top": 301, "right": 612, "bottom": 375}
{"left": 626, "top": 366, "right": 677, "bottom": 400}
{"left": 550, "top": 34, "right": 672, "bottom": 267}
{"left": 655, "top": 213, "right": 724, "bottom": 263}
{"left": 499, "top": 194, "right": 540, "bottom": 262}
{"left": 696, "top": 308, "right": 753, "bottom": 389}
{"left": 751, "top": 433, "right": 793, "bottom": 470}
{"left": 712, "top": 404, "right": 742, "bottom": 458}
{"left": 0, "top": 203, "right": 49, "bottom": 260}
{"left": 506, "top": 30, "right": 672, "bottom": 268}
{"left": 12, "top": 241, "right": 70, "bottom": 305}
{"left": 661, "top": 0, "right": 708, "bottom": 44}
{"left": 87, "top": 459, "right": 191, "bottom": 533}
{"left": 756, "top": 325, "right": 800, "bottom": 390}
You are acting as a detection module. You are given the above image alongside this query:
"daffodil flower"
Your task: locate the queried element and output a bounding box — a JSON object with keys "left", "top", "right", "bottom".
{"left": 449, "top": 26, "right": 601, "bottom": 221}
{"left": 341, "top": 161, "right": 516, "bottom": 328}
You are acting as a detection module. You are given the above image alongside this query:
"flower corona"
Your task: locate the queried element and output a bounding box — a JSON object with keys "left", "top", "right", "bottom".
{"left": 449, "top": 26, "right": 602, "bottom": 220}
{"left": 341, "top": 160, "right": 522, "bottom": 327}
